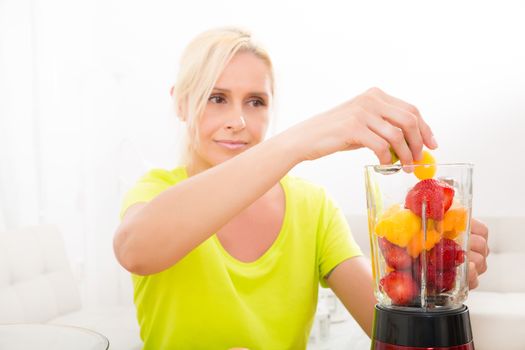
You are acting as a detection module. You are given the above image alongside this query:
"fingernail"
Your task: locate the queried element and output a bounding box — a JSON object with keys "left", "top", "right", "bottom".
{"left": 430, "top": 135, "right": 438, "bottom": 149}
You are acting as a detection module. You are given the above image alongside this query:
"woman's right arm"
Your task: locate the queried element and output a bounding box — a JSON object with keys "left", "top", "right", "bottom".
{"left": 113, "top": 87, "right": 437, "bottom": 275}
{"left": 114, "top": 133, "right": 302, "bottom": 275}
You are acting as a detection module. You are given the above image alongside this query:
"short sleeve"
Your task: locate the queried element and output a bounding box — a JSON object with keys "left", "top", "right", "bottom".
{"left": 119, "top": 168, "right": 182, "bottom": 220}
{"left": 317, "top": 194, "right": 363, "bottom": 288}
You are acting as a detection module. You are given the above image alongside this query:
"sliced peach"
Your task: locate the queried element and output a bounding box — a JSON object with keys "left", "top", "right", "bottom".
{"left": 385, "top": 265, "right": 396, "bottom": 274}
{"left": 382, "top": 203, "right": 402, "bottom": 218}
{"left": 375, "top": 208, "right": 421, "bottom": 247}
{"left": 406, "top": 228, "right": 442, "bottom": 258}
{"left": 443, "top": 206, "right": 469, "bottom": 239}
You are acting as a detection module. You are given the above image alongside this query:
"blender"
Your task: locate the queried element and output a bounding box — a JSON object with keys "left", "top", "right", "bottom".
{"left": 365, "top": 163, "right": 475, "bottom": 350}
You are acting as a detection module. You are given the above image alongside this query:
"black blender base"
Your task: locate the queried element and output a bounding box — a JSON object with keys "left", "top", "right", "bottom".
{"left": 371, "top": 304, "right": 475, "bottom": 350}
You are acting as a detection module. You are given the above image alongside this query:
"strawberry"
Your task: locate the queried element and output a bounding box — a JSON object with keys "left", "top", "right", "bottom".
{"left": 456, "top": 250, "right": 466, "bottom": 266}
{"left": 378, "top": 237, "right": 412, "bottom": 270}
{"left": 410, "top": 256, "right": 423, "bottom": 285}
{"left": 427, "top": 267, "right": 457, "bottom": 293}
{"left": 405, "top": 179, "right": 455, "bottom": 220}
{"left": 380, "top": 271, "right": 419, "bottom": 306}
{"left": 410, "top": 258, "right": 457, "bottom": 293}
{"left": 428, "top": 238, "right": 465, "bottom": 271}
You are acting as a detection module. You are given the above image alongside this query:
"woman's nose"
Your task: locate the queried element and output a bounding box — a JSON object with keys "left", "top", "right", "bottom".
{"left": 225, "top": 115, "right": 246, "bottom": 131}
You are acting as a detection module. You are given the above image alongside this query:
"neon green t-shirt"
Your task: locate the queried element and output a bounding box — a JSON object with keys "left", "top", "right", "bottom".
{"left": 120, "top": 167, "right": 362, "bottom": 350}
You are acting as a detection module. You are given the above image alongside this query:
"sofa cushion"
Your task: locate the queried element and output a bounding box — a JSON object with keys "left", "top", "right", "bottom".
{"left": 0, "top": 224, "right": 81, "bottom": 323}
{"left": 474, "top": 216, "right": 525, "bottom": 293}
{"left": 477, "top": 252, "right": 525, "bottom": 292}
{"left": 466, "top": 290, "right": 525, "bottom": 350}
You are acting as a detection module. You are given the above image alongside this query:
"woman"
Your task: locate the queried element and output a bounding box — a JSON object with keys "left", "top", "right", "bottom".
{"left": 114, "top": 27, "right": 489, "bottom": 349}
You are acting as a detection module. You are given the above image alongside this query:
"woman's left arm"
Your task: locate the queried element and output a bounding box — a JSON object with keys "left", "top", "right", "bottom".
{"left": 325, "top": 256, "right": 376, "bottom": 338}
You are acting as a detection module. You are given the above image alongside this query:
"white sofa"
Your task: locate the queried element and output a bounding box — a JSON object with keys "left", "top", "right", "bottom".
{"left": 0, "top": 224, "right": 142, "bottom": 350}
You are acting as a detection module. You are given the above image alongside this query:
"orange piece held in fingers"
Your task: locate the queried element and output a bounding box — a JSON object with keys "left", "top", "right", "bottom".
{"left": 413, "top": 150, "right": 436, "bottom": 180}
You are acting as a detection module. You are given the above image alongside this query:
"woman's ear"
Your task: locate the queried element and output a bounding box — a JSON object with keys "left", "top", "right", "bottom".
{"left": 177, "top": 111, "right": 186, "bottom": 122}
{"left": 176, "top": 98, "right": 187, "bottom": 122}
{"left": 171, "top": 87, "right": 187, "bottom": 122}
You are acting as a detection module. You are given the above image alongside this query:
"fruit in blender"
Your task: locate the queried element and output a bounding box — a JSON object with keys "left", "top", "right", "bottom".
{"left": 411, "top": 257, "right": 459, "bottom": 293}
{"left": 442, "top": 206, "right": 469, "bottom": 240}
{"left": 375, "top": 208, "right": 421, "bottom": 247}
{"left": 378, "top": 237, "right": 412, "bottom": 270}
{"left": 380, "top": 271, "right": 418, "bottom": 305}
{"left": 427, "top": 238, "right": 466, "bottom": 271}
{"left": 405, "top": 225, "right": 442, "bottom": 258}
{"left": 374, "top": 166, "right": 467, "bottom": 305}
{"left": 427, "top": 267, "right": 457, "bottom": 293}
{"left": 405, "top": 179, "right": 455, "bottom": 220}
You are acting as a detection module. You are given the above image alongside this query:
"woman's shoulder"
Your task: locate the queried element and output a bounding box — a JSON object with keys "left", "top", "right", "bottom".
{"left": 138, "top": 166, "right": 188, "bottom": 186}
{"left": 283, "top": 174, "right": 328, "bottom": 201}
{"left": 282, "top": 174, "right": 343, "bottom": 222}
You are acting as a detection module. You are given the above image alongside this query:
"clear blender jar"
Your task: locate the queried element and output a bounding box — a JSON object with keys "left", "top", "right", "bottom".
{"left": 365, "top": 163, "right": 475, "bottom": 350}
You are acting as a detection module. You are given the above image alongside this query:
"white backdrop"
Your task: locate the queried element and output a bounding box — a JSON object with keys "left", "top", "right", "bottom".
{"left": 1, "top": 0, "right": 524, "bottom": 307}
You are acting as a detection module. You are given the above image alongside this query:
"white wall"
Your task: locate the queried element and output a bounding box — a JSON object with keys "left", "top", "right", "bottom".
{"left": 0, "top": 0, "right": 41, "bottom": 229}
{"left": 1, "top": 0, "right": 524, "bottom": 306}
{"left": 75, "top": 0, "right": 525, "bottom": 218}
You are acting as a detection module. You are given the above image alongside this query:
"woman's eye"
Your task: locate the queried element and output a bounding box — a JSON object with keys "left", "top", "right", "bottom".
{"left": 248, "top": 99, "right": 265, "bottom": 107}
{"left": 209, "top": 95, "right": 225, "bottom": 104}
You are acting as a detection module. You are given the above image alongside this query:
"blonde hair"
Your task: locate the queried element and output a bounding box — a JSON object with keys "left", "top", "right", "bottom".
{"left": 172, "top": 27, "right": 275, "bottom": 165}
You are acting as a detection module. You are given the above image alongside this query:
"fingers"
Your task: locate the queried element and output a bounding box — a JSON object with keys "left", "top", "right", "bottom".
{"left": 469, "top": 231, "right": 489, "bottom": 259}
{"left": 335, "top": 87, "right": 435, "bottom": 165}
{"left": 366, "top": 98, "right": 424, "bottom": 163}
{"left": 468, "top": 249, "right": 487, "bottom": 275}
{"left": 471, "top": 218, "right": 489, "bottom": 243}
{"left": 468, "top": 261, "right": 479, "bottom": 290}
{"left": 367, "top": 87, "right": 438, "bottom": 151}
{"left": 468, "top": 218, "right": 489, "bottom": 284}
{"left": 382, "top": 106, "right": 423, "bottom": 162}
{"left": 353, "top": 123, "right": 392, "bottom": 165}
{"left": 363, "top": 111, "right": 414, "bottom": 165}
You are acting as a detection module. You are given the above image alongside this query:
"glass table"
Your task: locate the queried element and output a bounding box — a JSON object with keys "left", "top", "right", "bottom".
{"left": 0, "top": 324, "right": 109, "bottom": 350}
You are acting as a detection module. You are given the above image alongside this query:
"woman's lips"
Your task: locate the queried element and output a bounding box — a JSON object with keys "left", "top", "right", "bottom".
{"left": 215, "top": 140, "right": 248, "bottom": 150}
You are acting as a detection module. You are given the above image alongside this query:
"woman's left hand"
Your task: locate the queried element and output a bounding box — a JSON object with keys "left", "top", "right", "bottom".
{"left": 467, "top": 218, "right": 489, "bottom": 289}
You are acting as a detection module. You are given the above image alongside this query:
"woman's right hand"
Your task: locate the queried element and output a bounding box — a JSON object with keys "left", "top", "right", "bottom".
{"left": 286, "top": 87, "right": 438, "bottom": 165}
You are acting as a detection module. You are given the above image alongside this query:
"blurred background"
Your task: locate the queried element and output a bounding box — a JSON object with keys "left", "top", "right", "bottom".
{"left": 1, "top": 0, "right": 524, "bottom": 314}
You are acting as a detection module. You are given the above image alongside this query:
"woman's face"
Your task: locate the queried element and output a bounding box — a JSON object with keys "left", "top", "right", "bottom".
{"left": 189, "top": 52, "right": 272, "bottom": 173}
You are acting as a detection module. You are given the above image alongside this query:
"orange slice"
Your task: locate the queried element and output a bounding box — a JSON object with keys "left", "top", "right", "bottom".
{"left": 413, "top": 150, "right": 436, "bottom": 180}
{"left": 375, "top": 208, "right": 422, "bottom": 247}
{"left": 442, "top": 206, "right": 469, "bottom": 240}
